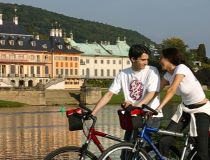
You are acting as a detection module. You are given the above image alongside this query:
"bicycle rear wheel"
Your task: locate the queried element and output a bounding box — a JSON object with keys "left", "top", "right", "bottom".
{"left": 44, "top": 146, "right": 97, "bottom": 160}
{"left": 99, "top": 142, "right": 150, "bottom": 160}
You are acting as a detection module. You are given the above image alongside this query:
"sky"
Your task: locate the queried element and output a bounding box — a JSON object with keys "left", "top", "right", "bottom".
{"left": 0, "top": 0, "right": 210, "bottom": 57}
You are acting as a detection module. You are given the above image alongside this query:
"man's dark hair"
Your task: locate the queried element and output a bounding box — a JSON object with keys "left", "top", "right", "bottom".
{"left": 129, "top": 44, "right": 151, "bottom": 60}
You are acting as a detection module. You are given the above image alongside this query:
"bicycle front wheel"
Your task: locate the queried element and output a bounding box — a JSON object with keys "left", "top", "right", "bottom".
{"left": 44, "top": 146, "right": 97, "bottom": 160}
{"left": 99, "top": 142, "right": 150, "bottom": 160}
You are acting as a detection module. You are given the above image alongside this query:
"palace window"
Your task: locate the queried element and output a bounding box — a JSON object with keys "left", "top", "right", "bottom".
{"left": 86, "top": 59, "right": 90, "bottom": 64}
{"left": 45, "top": 66, "right": 49, "bottom": 75}
{"left": 42, "top": 44, "right": 48, "bottom": 49}
{"left": 0, "top": 40, "right": 5, "bottom": 45}
{"left": 10, "top": 65, "right": 15, "bottom": 74}
{"left": 94, "top": 60, "right": 97, "bottom": 64}
{"left": 101, "top": 60, "right": 104, "bottom": 64}
{"left": 101, "top": 69, "right": 104, "bottom": 77}
{"left": 119, "top": 60, "right": 122, "bottom": 64}
{"left": 18, "top": 40, "right": 23, "bottom": 46}
{"left": 107, "top": 60, "right": 110, "bottom": 64}
{"left": 60, "top": 69, "right": 63, "bottom": 75}
{"left": 107, "top": 69, "right": 110, "bottom": 77}
{"left": 31, "top": 41, "right": 36, "bottom": 47}
{"left": 9, "top": 40, "right": 15, "bottom": 46}
{"left": 70, "top": 69, "right": 73, "bottom": 75}
{"left": 113, "top": 69, "right": 116, "bottom": 76}
{"left": 31, "top": 66, "right": 34, "bottom": 74}
{"left": 65, "top": 69, "right": 68, "bottom": 76}
{"left": 58, "top": 45, "right": 63, "bottom": 50}
{"left": 56, "top": 69, "right": 59, "bottom": 75}
{"left": 75, "top": 69, "right": 78, "bottom": 75}
{"left": 127, "top": 60, "right": 130, "bottom": 64}
{"left": 113, "top": 60, "right": 116, "bottom": 64}
{"left": 37, "top": 66, "right": 40, "bottom": 75}
{"left": 95, "top": 49, "right": 101, "bottom": 53}
{"left": 94, "top": 69, "right": 97, "bottom": 76}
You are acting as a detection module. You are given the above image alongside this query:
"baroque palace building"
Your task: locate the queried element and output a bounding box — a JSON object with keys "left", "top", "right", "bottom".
{"left": 0, "top": 10, "right": 81, "bottom": 89}
{"left": 1, "top": 9, "right": 157, "bottom": 89}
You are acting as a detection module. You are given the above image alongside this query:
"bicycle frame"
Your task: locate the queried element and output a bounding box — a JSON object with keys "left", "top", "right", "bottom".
{"left": 80, "top": 117, "right": 124, "bottom": 160}
{"left": 138, "top": 124, "right": 189, "bottom": 160}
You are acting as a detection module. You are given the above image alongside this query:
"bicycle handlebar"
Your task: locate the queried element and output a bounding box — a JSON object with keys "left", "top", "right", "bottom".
{"left": 142, "top": 104, "right": 158, "bottom": 115}
{"left": 124, "top": 104, "right": 158, "bottom": 116}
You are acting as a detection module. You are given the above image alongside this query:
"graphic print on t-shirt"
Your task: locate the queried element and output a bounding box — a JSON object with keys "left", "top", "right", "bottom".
{"left": 129, "top": 80, "right": 144, "bottom": 101}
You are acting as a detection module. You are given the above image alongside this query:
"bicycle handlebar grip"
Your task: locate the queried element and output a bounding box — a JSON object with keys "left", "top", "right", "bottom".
{"left": 142, "top": 104, "right": 158, "bottom": 115}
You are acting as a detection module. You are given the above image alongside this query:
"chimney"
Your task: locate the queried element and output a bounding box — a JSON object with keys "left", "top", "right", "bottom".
{"left": 116, "top": 37, "right": 120, "bottom": 43}
{"left": 124, "top": 36, "right": 127, "bottom": 42}
{"left": 58, "top": 28, "right": 62, "bottom": 37}
{"left": 50, "top": 23, "right": 55, "bottom": 37}
{"left": 70, "top": 32, "right": 73, "bottom": 40}
{"left": 55, "top": 28, "right": 59, "bottom": 37}
{"left": 35, "top": 33, "right": 39, "bottom": 40}
{"left": 13, "top": 8, "right": 18, "bottom": 25}
{"left": 0, "top": 13, "right": 3, "bottom": 25}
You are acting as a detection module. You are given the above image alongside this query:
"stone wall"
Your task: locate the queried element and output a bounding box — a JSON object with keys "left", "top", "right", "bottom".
{"left": 0, "top": 90, "right": 46, "bottom": 105}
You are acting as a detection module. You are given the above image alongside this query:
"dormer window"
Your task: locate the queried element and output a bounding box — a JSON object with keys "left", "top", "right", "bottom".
{"left": 42, "top": 44, "right": 48, "bottom": 49}
{"left": 31, "top": 41, "right": 36, "bottom": 47}
{"left": 58, "top": 45, "right": 63, "bottom": 49}
{"left": 9, "top": 40, "right": 14, "bottom": 46}
{"left": 95, "top": 49, "right": 101, "bottom": 53}
{"left": 18, "top": 40, "right": 23, "bottom": 46}
{"left": 66, "top": 45, "right": 71, "bottom": 50}
{"left": 0, "top": 40, "right": 5, "bottom": 45}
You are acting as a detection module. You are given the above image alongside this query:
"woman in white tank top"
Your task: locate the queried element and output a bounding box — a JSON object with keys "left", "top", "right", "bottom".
{"left": 156, "top": 48, "right": 210, "bottom": 160}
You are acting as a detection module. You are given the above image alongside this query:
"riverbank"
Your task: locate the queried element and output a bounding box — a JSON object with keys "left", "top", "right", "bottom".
{"left": 107, "top": 90, "right": 210, "bottom": 104}
{"left": 0, "top": 90, "right": 210, "bottom": 107}
{"left": 0, "top": 100, "right": 25, "bottom": 108}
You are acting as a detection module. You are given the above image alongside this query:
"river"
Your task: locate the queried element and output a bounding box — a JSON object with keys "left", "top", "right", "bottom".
{"left": 0, "top": 104, "right": 178, "bottom": 159}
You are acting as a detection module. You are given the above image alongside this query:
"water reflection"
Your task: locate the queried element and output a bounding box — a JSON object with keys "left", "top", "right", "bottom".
{"left": 0, "top": 104, "right": 177, "bottom": 159}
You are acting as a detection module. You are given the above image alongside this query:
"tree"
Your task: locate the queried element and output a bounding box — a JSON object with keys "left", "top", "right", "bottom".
{"left": 161, "top": 37, "right": 188, "bottom": 53}
{"left": 197, "top": 44, "right": 207, "bottom": 62}
{"left": 160, "top": 37, "right": 195, "bottom": 66}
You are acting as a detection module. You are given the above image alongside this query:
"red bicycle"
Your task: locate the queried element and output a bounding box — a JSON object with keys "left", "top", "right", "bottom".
{"left": 44, "top": 104, "right": 124, "bottom": 160}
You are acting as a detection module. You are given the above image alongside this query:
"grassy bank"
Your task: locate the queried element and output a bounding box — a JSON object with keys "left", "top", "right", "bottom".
{"left": 0, "top": 100, "right": 25, "bottom": 108}
{"left": 106, "top": 90, "right": 210, "bottom": 104}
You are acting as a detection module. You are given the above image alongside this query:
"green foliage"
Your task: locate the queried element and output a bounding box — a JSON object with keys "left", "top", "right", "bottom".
{"left": 161, "top": 37, "right": 188, "bottom": 53}
{"left": 0, "top": 3, "right": 155, "bottom": 46}
{"left": 160, "top": 37, "right": 196, "bottom": 66}
{"left": 197, "top": 44, "right": 207, "bottom": 62}
{"left": 0, "top": 100, "right": 25, "bottom": 107}
{"left": 86, "top": 79, "right": 113, "bottom": 88}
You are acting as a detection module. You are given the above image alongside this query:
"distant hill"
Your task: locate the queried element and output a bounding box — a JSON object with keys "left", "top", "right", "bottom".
{"left": 0, "top": 3, "right": 156, "bottom": 46}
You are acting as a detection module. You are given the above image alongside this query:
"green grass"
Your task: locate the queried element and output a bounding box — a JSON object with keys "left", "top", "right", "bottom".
{"left": 0, "top": 100, "right": 25, "bottom": 108}
{"left": 105, "top": 90, "right": 210, "bottom": 104}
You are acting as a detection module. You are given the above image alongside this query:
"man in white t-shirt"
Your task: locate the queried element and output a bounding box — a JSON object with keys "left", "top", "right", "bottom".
{"left": 92, "top": 44, "right": 162, "bottom": 141}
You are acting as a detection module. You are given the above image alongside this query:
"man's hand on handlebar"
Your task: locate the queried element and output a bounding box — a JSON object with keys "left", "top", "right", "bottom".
{"left": 121, "top": 101, "right": 134, "bottom": 109}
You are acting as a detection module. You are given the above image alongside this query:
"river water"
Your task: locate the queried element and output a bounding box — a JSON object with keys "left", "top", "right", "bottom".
{"left": 0, "top": 104, "right": 177, "bottom": 159}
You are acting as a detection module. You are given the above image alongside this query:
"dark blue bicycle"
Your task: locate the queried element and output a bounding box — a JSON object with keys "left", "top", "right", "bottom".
{"left": 99, "top": 104, "right": 205, "bottom": 160}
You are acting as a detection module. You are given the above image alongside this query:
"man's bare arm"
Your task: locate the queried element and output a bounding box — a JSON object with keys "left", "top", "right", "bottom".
{"left": 91, "top": 91, "right": 114, "bottom": 116}
{"left": 137, "top": 91, "right": 157, "bottom": 107}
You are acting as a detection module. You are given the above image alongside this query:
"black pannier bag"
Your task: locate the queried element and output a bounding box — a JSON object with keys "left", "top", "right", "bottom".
{"left": 66, "top": 108, "right": 83, "bottom": 131}
{"left": 118, "top": 108, "right": 145, "bottom": 130}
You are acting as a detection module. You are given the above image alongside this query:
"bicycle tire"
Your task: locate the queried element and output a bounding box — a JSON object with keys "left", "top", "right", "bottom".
{"left": 44, "top": 146, "right": 97, "bottom": 160}
{"left": 99, "top": 142, "right": 151, "bottom": 160}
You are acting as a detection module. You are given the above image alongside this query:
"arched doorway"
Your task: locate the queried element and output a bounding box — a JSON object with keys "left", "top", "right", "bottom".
{"left": 19, "top": 80, "right": 25, "bottom": 87}
{"left": 28, "top": 80, "right": 33, "bottom": 87}
{"left": 11, "top": 80, "right": 15, "bottom": 86}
